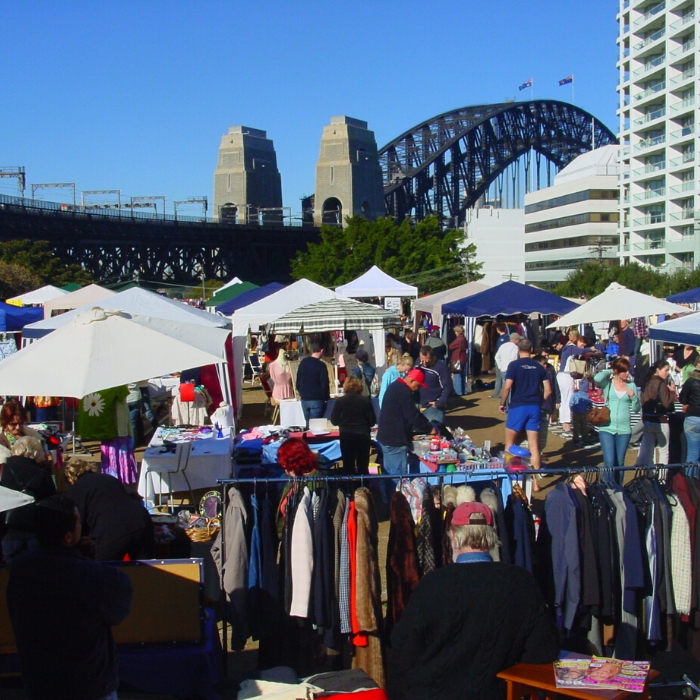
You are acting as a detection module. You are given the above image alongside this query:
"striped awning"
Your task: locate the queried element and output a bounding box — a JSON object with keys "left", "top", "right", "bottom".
{"left": 270, "top": 297, "right": 401, "bottom": 334}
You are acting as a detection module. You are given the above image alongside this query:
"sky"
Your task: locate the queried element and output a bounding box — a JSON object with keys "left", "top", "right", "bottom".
{"left": 2, "top": 0, "right": 620, "bottom": 216}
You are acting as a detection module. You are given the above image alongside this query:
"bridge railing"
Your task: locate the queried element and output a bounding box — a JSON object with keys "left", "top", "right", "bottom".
{"left": 0, "top": 194, "right": 306, "bottom": 228}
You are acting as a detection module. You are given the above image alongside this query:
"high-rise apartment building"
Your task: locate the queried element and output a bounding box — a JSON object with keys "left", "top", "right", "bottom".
{"left": 617, "top": 0, "right": 698, "bottom": 270}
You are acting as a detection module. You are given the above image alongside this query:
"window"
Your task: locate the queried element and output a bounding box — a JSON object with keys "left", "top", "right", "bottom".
{"left": 524, "top": 189, "right": 619, "bottom": 214}
{"left": 525, "top": 212, "right": 619, "bottom": 233}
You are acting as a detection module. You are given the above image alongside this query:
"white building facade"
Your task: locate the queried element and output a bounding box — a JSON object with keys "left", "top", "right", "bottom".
{"left": 463, "top": 207, "right": 525, "bottom": 286}
{"left": 617, "top": 0, "right": 698, "bottom": 270}
{"left": 523, "top": 146, "right": 621, "bottom": 287}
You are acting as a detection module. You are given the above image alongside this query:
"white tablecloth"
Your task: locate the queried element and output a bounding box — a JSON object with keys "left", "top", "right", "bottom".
{"left": 278, "top": 397, "right": 380, "bottom": 427}
{"left": 138, "top": 428, "right": 233, "bottom": 499}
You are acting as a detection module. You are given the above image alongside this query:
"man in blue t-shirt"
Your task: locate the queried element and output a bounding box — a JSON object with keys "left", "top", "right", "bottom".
{"left": 499, "top": 339, "right": 551, "bottom": 478}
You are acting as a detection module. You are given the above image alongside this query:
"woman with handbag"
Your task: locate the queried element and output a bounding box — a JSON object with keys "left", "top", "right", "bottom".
{"left": 594, "top": 358, "right": 641, "bottom": 483}
{"left": 556, "top": 331, "right": 588, "bottom": 439}
{"left": 635, "top": 359, "right": 676, "bottom": 467}
{"left": 449, "top": 325, "right": 468, "bottom": 396}
{"left": 679, "top": 357, "right": 700, "bottom": 463}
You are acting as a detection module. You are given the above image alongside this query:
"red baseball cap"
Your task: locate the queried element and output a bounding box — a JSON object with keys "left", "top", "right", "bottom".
{"left": 451, "top": 502, "right": 494, "bottom": 527}
{"left": 405, "top": 368, "right": 428, "bottom": 388}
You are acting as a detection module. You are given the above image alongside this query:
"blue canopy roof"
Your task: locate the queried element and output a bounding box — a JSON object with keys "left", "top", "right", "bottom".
{"left": 216, "top": 282, "right": 285, "bottom": 315}
{"left": 0, "top": 302, "right": 43, "bottom": 331}
{"left": 441, "top": 280, "right": 577, "bottom": 318}
{"left": 667, "top": 287, "right": 700, "bottom": 304}
{"left": 648, "top": 313, "right": 700, "bottom": 347}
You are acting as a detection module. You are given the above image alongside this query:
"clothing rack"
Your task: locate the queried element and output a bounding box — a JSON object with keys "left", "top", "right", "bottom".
{"left": 213, "top": 463, "right": 695, "bottom": 672}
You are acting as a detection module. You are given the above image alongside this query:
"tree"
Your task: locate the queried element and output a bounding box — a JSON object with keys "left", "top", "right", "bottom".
{"left": 0, "top": 261, "right": 42, "bottom": 300}
{"left": 0, "top": 240, "right": 93, "bottom": 297}
{"left": 291, "top": 216, "right": 481, "bottom": 294}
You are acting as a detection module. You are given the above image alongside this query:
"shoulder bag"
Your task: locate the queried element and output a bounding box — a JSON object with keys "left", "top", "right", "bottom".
{"left": 587, "top": 382, "right": 611, "bottom": 427}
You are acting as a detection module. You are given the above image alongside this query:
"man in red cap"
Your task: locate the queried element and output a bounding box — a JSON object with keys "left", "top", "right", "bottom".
{"left": 377, "top": 367, "right": 437, "bottom": 481}
{"left": 387, "top": 500, "right": 558, "bottom": 699}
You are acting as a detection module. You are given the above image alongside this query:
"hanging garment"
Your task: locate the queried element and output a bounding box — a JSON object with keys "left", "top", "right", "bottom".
{"left": 504, "top": 493, "right": 534, "bottom": 573}
{"left": 339, "top": 496, "right": 352, "bottom": 635}
{"left": 211, "top": 486, "right": 249, "bottom": 651}
{"left": 669, "top": 496, "right": 692, "bottom": 616}
{"left": 385, "top": 491, "right": 420, "bottom": 636}
{"left": 416, "top": 489, "right": 437, "bottom": 576}
{"left": 290, "top": 487, "right": 314, "bottom": 618}
{"left": 352, "top": 487, "right": 386, "bottom": 688}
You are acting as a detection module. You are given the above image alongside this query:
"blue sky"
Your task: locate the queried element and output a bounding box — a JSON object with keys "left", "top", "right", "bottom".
{"left": 2, "top": 0, "right": 619, "bottom": 215}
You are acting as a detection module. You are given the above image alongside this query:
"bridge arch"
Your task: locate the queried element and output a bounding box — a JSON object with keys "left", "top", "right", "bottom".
{"left": 378, "top": 99, "right": 617, "bottom": 226}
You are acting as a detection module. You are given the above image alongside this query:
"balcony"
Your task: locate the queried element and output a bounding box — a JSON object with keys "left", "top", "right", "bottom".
{"left": 634, "top": 81, "right": 666, "bottom": 101}
{"left": 670, "top": 39, "right": 696, "bottom": 60}
{"left": 670, "top": 152, "right": 696, "bottom": 167}
{"left": 670, "top": 67, "right": 696, "bottom": 87}
{"left": 633, "top": 160, "right": 666, "bottom": 176}
{"left": 670, "top": 209, "right": 699, "bottom": 221}
{"left": 634, "top": 106, "right": 666, "bottom": 125}
{"left": 633, "top": 1, "right": 666, "bottom": 28}
{"left": 634, "top": 133, "right": 666, "bottom": 152}
{"left": 634, "top": 188, "right": 666, "bottom": 201}
{"left": 632, "top": 240, "right": 666, "bottom": 251}
{"left": 667, "top": 237, "right": 697, "bottom": 254}
{"left": 621, "top": 70, "right": 631, "bottom": 84}
{"left": 670, "top": 124, "right": 695, "bottom": 141}
{"left": 669, "top": 11, "right": 696, "bottom": 35}
{"left": 670, "top": 181, "right": 697, "bottom": 195}
{"left": 633, "top": 54, "right": 666, "bottom": 78}
{"left": 633, "top": 213, "right": 666, "bottom": 226}
{"left": 633, "top": 27, "right": 665, "bottom": 52}
{"left": 670, "top": 95, "right": 697, "bottom": 114}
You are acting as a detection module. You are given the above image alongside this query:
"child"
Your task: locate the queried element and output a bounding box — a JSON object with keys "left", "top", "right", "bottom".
{"left": 606, "top": 334, "right": 620, "bottom": 360}
{"left": 570, "top": 379, "right": 593, "bottom": 447}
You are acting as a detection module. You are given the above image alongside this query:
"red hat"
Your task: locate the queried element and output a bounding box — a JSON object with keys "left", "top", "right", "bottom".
{"left": 405, "top": 368, "right": 428, "bottom": 389}
{"left": 451, "top": 502, "right": 494, "bottom": 527}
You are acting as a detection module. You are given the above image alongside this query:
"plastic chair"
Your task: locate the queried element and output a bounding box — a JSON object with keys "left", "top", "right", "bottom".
{"left": 247, "top": 353, "right": 263, "bottom": 386}
{"left": 145, "top": 442, "right": 196, "bottom": 511}
{"left": 260, "top": 377, "right": 279, "bottom": 424}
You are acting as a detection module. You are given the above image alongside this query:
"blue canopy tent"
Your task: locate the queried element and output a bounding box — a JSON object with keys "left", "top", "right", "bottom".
{"left": 216, "top": 283, "right": 285, "bottom": 315}
{"left": 0, "top": 302, "right": 42, "bottom": 331}
{"left": 442, "top": 280, "right": 577, "bottom": 318}
{"left": 667, "top": 287, "right": 700, "bottom": 304}
{"left": 648, "top": 313, "right": 700, "bottom": 347}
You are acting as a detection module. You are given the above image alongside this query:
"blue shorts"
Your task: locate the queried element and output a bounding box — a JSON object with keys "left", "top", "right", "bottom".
{"left": 506, "top": 404, "right": 541, "bottom": 433}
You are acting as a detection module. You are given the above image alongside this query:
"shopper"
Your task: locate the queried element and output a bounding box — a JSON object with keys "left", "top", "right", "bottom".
{"left": 330, "top": 376, "right": 376, "bottom": 475}
{"left": 635, "top": 359, "right": 676, "bottom": 466}
{"left": 296, "top": 341, "right": 330, "bottom": 426}
{"left": 418, "top": 345, "right": 452, "bottom": 424}
{"left": 680, "top": 356, "right": 700, "bottom": 464}
{"left": 448, "top": 325, "right": 468, "bottom": 396}
{"left": 569, "top": 379, "right": 593, "bottom": 448}
{"left": 594, "top": 358, "right": 641, "bottom": 483}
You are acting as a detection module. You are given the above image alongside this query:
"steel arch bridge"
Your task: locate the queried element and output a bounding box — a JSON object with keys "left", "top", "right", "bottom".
{"left": 379, "top": 99, "right": 617, "bottom": 226}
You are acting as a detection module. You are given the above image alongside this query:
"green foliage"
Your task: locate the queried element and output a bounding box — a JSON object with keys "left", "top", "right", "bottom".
{"left": 0, "top": 261, "right": 42, "bottom": 300}
{"left": 0, "top": 240, "right": 93, "bottom": 298}
{"left": 555, "top": 261, "right": 700, "bottom": 299}
{"left": 291, "top": 216, "right": 482, "bottom": 294}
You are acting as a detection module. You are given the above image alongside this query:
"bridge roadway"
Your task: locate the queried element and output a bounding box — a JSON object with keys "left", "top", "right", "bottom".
{"left": 0, "top": 195, "right": 320, "bottom": 285}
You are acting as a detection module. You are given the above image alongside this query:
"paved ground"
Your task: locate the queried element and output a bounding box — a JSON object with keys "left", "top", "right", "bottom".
{"left": 2, "top": 381, "right": 698, "bottom": 698}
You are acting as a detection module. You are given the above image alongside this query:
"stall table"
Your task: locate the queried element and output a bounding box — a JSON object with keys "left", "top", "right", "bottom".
{"left": 278, "top": 397, "right": 380, "bottom": 427}
{"left": 138, "top": 427, "right": 233, "bottom": 501}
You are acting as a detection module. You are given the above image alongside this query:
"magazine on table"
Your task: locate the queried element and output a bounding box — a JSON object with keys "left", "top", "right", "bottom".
{"left": 554, "top": 656, "right": 650, "bottom": 692}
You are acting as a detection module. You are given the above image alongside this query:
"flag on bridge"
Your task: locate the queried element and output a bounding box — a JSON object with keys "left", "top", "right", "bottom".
{"left": 519, "top": 78, "right": 533, "bottom": 91}
{"left": 559, "top": 75, "right": 573, "bottom": 86}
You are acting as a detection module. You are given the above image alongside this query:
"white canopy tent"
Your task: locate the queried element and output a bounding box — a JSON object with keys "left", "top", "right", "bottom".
{"left": 7, "top": 285, "right": 68, "bottom": 306}
{"left": 25, "top": 287, "right": 229, "bottom": 338}
{"left": 0, "top": 485, "right": 34, "bottom": 514}
{"left": 546, "top": 283, "right": 689, "bottom": 328}
{"left": 335, "top": 265, "right": 418, "bottom": 299}
{"left": 0, "top": 308, "right": 224, "bottom": 398}
{"left": 414, "top": 281, "right": 491, "bottom": 329}
{"left": 42, "top": 284, "right": 116, "bottom": 319}
{"left": 232, "top": 279, "right": 340, "bottom": 416}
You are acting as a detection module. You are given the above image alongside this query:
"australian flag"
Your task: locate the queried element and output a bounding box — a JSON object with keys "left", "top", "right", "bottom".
{"left": 559, "top": 75, "right": 573, "bottom": 86}
{"left": 519, "top": 78, "right": 533, "bottom": 91}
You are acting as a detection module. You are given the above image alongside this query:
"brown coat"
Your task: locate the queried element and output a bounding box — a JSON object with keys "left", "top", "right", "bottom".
{"left": 386, "top": 492, "right": 421, "bottom": 636}
{"left": 352, "top": 487, "right": 385, "bottom": 687}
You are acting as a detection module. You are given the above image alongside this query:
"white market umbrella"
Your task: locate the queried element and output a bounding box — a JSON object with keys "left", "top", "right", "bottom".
{"left": 0, "top": 307, "right": 224, "bottom": 398}
{"left": 270, "top": 297, "right": 400, "bottom": 334}
{"left": 546, "top": 282, "right": 690, "bottom": 329}
{"left": 0, "top": 485, "right": 34, "bottom": 514}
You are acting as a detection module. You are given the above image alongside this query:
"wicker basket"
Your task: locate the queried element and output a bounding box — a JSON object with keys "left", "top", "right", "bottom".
{"left": 184, "top": 517, "right": 221, "bottom": 543}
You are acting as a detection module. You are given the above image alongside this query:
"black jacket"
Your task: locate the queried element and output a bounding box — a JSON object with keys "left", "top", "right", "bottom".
{"left": 330, "top": 392, "right": 376, "bottom": 435}
{"left": 296, "top": 356, "right": 330, "bottom": 401}
{"left": 387, "top": 561, "right": 559, "bottom": 700}
{"left": 680, "top": 371, "right": 700, "bottom": 417}
{"left": 7, "top": 545, "right": 132, "bottom": 700}
{"left": 67, "top": 472, "right": 152, "bottom": 546}
{"left": 377, "top": 379, "right": 433, "bottom": 447}
{"left": 419, "top": 360, "right": 453, "bottom": 409}
{"left": 1, "top": 456, "right": 56, "bottom": 533}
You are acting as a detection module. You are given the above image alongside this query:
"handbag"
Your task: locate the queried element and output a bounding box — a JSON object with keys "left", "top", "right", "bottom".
{"left": 451, "top": 359, "right": 461, "bottom": 374}
{"left": 566, "top": 356, "right": 587, "bottom": 375}
{"left": 587, "top": 383, "right": 611, "bottom": 427}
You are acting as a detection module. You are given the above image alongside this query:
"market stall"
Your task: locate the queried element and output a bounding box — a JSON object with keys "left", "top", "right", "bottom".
{"left": 335, "top": 265, "right": 418, "bottom": 300}
{"left": 413, "top": 280, "right": 490, "bottom": 330}
{"left": 6, "top": 284, "right": 69, "bottom": 307}
{"left": 42, "top": 283, "right": 115, "bottom": 318}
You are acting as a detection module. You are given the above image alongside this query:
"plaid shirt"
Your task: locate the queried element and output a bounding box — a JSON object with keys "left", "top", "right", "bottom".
{"left": 339, "top": 499, "right": 351, "bottom": 634}
{"left": 633, "top": 317, "right": 649, "bottom": 339}
{"left": 670, "top": 499, "right": 692, "bottom": 616}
